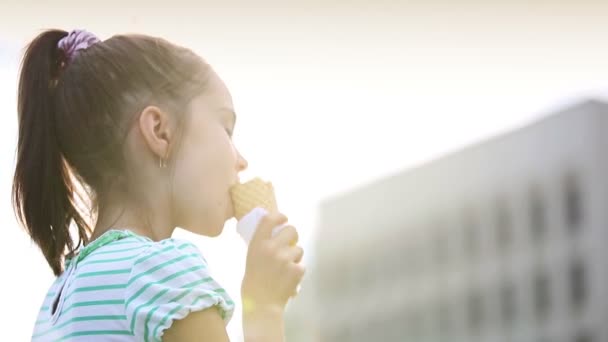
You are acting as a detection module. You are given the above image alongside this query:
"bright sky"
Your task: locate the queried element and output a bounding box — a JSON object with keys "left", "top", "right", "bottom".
{"left": 1, "top": 1, "right": 608, "bottom": 341}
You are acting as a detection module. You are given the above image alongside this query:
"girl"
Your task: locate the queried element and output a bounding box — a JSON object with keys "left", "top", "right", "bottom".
{"left": 12, "top": 29, "right": 305, "bottom": 341}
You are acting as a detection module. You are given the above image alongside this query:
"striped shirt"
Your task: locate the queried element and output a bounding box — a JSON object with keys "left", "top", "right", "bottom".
{"left": 31, "top": 229, "right": 235, "bottom": 341}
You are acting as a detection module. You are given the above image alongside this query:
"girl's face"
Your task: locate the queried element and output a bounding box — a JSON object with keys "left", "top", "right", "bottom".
{"left": 171, "top": 70, "right": 248, "bottom": 236}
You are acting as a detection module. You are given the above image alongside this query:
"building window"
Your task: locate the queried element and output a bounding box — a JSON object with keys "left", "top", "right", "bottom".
{"left": 436, "top": 298, "right": 451, "bottom": 336}
{"left": 495, "top": 196, "right": 512, "bottom": 252}
{"left": 467, "top": 289, "right": 484, "bottom": 334}
{"left": 433, "top": 225, "right": 448, "bottom": 268}
{"left": 404, "top": 309, "right": 424, "bottom": 340}
{"left": 400, "top": 241, "right": 412, "bottom": 276}
{"left": 500, "top": 281, "right": 516, "bottom": 326}
{"left": 533, "top": 269, "right": 552, "bottom": 321}
{"left": 529, "top": 185, "right": 546, "bottom": 242}
{"left": 462, "top": 209, "right": 479, "bottom": 260}
{"left": 569, "top": 259, "right": 588, "bottom": 312}
{"left": 574, "top": 332, "right": 593, "bottom": 342}
{"left": 402, "top": 241, "right": 421, "bottom": 278}
{"left": 564, "top": 173, "right": 583, "bottom": 232}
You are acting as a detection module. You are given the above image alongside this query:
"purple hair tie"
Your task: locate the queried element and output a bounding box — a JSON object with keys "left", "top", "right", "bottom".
{"left": 57, "top": 29, "right": 100, "bottom": 62}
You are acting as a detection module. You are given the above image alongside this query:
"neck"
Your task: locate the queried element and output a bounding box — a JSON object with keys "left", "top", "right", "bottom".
{"left": 91, "top": 192, "right": 175, "bottom": 243}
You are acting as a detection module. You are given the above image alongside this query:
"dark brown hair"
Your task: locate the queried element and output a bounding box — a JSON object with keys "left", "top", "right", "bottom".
{"left": 12, "top": 29, "right": 210, "bottom": 276}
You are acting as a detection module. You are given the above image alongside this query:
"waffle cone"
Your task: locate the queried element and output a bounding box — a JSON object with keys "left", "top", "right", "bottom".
{"left": 230, "top": 177, "right": 278, "bottom": 220}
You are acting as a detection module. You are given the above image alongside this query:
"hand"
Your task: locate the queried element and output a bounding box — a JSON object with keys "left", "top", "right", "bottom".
{"left": 241, "top": 211, "right": 306, "bottom": 312}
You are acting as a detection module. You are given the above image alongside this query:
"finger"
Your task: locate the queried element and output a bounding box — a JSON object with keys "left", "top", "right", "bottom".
{"left": 291, "top": 284, "right": 302, "bottom": 298}
{"left": 252, "top": 211, "right": 288, "bottom": 241}
{"left": 287, "top": 246, "right": 304, "bottom": 264}
{"left": 289, "top": 264, "right": 306, "bottom": 286}
{"left": 273, "top": 225, "right": 299, "bottom": 247}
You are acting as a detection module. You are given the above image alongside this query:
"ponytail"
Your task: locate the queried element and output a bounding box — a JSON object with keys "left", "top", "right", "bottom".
{"left": 13, "top": 29, "right": 211, "bottom": 276}
{"left": 12, "top": 30, "right": 90, "bottom": 276}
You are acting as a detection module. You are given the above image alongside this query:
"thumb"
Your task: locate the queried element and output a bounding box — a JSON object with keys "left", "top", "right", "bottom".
{"left": 252, "top": 210, "right": 288, "bottom": 242}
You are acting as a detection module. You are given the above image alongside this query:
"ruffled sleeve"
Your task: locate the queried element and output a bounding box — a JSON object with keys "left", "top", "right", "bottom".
{"left": 124, "top": 239, "right": 234, "bottom": 342}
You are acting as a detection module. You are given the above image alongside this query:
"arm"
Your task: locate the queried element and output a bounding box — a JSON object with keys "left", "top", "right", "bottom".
{"left": 162, "top": 307, "right": 230, "bottom": 342}
{"left": 163, "top": 212, "right": 303, "bottom": 342}
{"left": 162, "top": 306, "right": 285, "bottom": 342}
{"left": 242, "top": 306, "right": 285, "bottom": 342}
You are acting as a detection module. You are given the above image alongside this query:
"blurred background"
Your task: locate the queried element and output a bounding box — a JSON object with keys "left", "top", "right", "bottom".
{"left": 1, "top": 1, "right": 608, "bottom": 341}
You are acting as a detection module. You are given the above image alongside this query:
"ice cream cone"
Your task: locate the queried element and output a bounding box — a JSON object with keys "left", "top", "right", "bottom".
{"left": 230, "top": 177, "right": 278, "bottom": 220}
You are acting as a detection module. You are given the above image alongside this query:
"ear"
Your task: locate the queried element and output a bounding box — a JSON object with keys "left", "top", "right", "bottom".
{"left": 138, "top": 105, "right": 173, "bottom": 161}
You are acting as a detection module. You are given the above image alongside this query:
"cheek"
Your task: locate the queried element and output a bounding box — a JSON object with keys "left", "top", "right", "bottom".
{"left": 170, "top": 135, "right": 234, "bottom": 230}
{"left": 172, "top": 163, "right": 224, "bottom": 234}
{"left": 173, "top": 147, "right": 214, "bottom": 203}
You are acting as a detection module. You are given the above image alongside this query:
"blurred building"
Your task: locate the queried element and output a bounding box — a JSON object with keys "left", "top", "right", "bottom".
{"left": 285, "top": 268, "right": 321, "bottom": 342}
{"left": 309, "top": 100, "right": 608, "bottom": 342}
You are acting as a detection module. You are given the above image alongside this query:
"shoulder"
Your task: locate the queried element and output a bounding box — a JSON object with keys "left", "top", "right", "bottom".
{"left": 131, "top": 238, "right": 209, "bottom": 273}
{"left": 125, "top": 238, "right": 210, "bottom": 291}
{"left": 78, "top": 232, "right": 207, "bottom": 268}
{"left": 149, "top": 238, "right": 206, "bottom": 260}
{"left": 124, "top": 238, "right": 234, "bottom": 340}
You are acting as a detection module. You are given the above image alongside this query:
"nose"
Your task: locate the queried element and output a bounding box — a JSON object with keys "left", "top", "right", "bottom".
{"left": 237, "top": 149, "right": 248, "bottom": 172}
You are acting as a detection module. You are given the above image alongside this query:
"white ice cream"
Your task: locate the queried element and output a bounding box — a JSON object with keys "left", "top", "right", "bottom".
{"left": 236, "top": 207, "right": 288, "bottom": 244}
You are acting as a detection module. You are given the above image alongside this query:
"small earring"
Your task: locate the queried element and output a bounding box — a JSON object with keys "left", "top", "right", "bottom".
{"left": 159, "top": 156, "right": 166, "bottom": 169}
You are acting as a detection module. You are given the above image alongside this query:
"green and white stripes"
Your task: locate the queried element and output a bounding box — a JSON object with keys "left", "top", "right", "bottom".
{"left": 32, "top": 230, "right": 234, "bottom": 341}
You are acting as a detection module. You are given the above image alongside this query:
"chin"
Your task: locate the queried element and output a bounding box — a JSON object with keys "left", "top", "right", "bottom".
{"left": 206, "top": 230, "right": 223, "bottom": 238}
{"left": 225, "top": 212, "right": 236, "bottom": 221}
{"left": 202, "top": 222, "right": 225, "bottom": 238}
{"left": 225, "top": 207, "right": 236, "bottom": 221}
{"left": 185, "top": 220, "right": 225, "bottom": 238}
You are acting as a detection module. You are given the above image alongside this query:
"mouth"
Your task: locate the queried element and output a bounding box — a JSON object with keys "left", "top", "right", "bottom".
{"left": 227, "top": 187, "right": 236, "bottom": 219}
{"left": 227, "top": 177, "right": 242, "bottom": 219}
